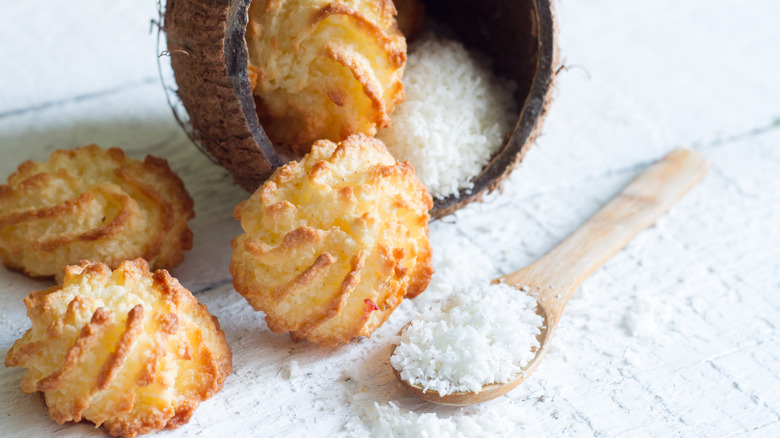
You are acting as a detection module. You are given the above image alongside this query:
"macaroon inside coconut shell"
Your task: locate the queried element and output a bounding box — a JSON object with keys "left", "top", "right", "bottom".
{"left": 164, "top": 0, "right": 558, "bottom": 218}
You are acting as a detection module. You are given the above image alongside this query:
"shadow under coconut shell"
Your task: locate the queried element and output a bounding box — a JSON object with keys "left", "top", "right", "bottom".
{"left": 164, "top": 0, "right": 558, "bottom": 219}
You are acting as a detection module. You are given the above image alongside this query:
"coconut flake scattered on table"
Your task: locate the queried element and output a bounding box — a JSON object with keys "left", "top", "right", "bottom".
{"left": 391, "top": 282, "right": 543, "bottom": 396}
{"left": 345, "top": 401, "right": 515, "bottom": 438}
{"left": 378, "top": 34, "right": 518, "bottom": 199}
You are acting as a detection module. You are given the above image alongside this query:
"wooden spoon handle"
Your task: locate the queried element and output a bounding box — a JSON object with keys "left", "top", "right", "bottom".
{"left": 502, "top": 149, "right": 709, "bottom": 324}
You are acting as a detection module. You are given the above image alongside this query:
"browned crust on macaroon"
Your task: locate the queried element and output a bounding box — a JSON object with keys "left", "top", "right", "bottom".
{"left": 271, "top": 252, "right": 336, "bottom": 302}
{"left": 36, "top": 307, "right": 111, "bottom": 393}
{"left": 4, "top": 259, "right": 233, "bottom": 437}
{"left": 312, "top": 3, "right": 405, "bottom": 67}
{"left": 96, "top": 305, "right": 145, "bottom": 391}
{"left": 0, "top": 190, "right": 134, "bottom": 251}
{"left": 0, "top": 144, "right": 195, "bottom": 279}
{"left": 325, "top": 45, "right": 391, "bottom": 128}
{"left": 291, "top": 250, "right": 367, "bottom": 339}
{"left": 231, "top": 134, "right": 432, "bottom": 345}
{"left": 240, "top": 0, "right": 406, "bottom": 155}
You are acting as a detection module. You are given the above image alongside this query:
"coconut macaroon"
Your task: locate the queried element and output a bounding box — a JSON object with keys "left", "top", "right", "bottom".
{"left": 231, "top": 133, "right": 433, "bottom": 345}
{"left": 0, "top": 145, "right": 194, "bottom": 280}
{"left": 4, "top": 259, "right": 232, "bottom": 437}
{"left": 245, "top": 0, "right": 407, "bottom": 153}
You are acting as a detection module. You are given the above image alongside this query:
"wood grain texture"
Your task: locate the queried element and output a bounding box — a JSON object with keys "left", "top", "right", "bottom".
{"left": 1, "top": 0, "right": 780, "bottom": 436}
{"left": 505, "top": 149, "right": 710, "bottom": 325}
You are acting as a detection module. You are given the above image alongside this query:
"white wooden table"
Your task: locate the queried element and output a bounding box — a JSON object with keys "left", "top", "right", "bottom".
{"left": 2, "top": 0, "right": 780, "bottom": 436}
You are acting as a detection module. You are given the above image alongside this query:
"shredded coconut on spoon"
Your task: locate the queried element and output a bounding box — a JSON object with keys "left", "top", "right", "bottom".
{"left": 391, "top": 282, "right": 543, "bottom": 396}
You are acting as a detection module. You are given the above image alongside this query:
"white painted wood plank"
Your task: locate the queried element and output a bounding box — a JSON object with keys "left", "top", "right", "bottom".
{"left": 2, "top": 108, "right": 779, "bottom": 437}
{"left": 0, "top": 0, "right": 161, "bottom": 115}
{"left": 1, "top": 0, "right": 780, "bottom": 436}
{"left": 523, "top": 0, "right": 780, "bottom": 188}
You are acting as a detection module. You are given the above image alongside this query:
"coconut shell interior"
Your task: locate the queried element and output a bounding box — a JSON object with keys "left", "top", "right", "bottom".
{"left": 165, "top": 0, "right": 557, "bottom": 218}
{"left": 424, "top": 0, "right": 558, "bottom": 217}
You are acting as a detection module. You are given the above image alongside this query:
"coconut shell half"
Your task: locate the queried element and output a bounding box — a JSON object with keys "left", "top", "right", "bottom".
{"left": 164, "top": 0, "right": 558, "bottom": 218}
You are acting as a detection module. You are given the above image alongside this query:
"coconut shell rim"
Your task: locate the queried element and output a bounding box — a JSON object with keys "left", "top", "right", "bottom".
{"left": 429, "top": 0, "right": 559, "bottom": 218}
{"left": 164, "top": 0, "right": 558, "bottom": 218}
{"left": 224, "top": 0, "right": 284, "bottom": 170}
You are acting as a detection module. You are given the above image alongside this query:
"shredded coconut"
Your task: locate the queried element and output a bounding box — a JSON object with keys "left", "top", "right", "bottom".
{"left": 390, "top": 282, "right": 543, "bottom": 396}
{"left": 344, "top": 402, "right": 515, "bottom": 438}
{"left": 414, "top": 227, "right": 498, "bottom": 306}
{"left": 622, "top": 298, "right": 665, "bottom": 340}
{"left": 377, "top": 34, "right": 518, "bottom": 199}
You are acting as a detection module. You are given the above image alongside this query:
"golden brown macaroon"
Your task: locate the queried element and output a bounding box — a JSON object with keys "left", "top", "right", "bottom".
{"left": 246, "top": 0, "right": 407, "bottom": 154}
{"left": 230, "top": 133, "right": 433, "bottom": 345}
{"left": 0, "top": 145, "right": 194, "bottom": 280}
{"left": 4, "top": 259, "right": 232, "bottom": 438}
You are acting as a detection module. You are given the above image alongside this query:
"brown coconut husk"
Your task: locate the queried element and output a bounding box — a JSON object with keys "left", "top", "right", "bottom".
{"left": 163, "top": 0, "right": 559, "bottom": 218}
{"left": 165, "top": 0, "right": 283, "bottom": 190}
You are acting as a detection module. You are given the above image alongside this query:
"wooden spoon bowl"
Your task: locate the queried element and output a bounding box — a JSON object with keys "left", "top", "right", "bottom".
{"left": 163, "top": 0, "right": 558, "bottom": 218}
{"left": 392, "top": 306, "right": 553, "bottom": 406}
{"left": 392, "top": 149, "right": 710, "bottom": 405}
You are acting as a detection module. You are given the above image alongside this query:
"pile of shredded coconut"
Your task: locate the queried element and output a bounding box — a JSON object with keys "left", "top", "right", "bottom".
{"left": 344, "top": 402, "right": 515, "bottom": 438}
{"left": 390, "top": 282, "right": 543, "bottom": 396}
{"left": 377, "top": 34, "right": 518, "bottom": 199}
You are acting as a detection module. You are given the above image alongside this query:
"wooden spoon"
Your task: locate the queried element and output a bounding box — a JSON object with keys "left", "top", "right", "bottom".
{"left": 392, "top": 148, "right": 710, "bottom": 406}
